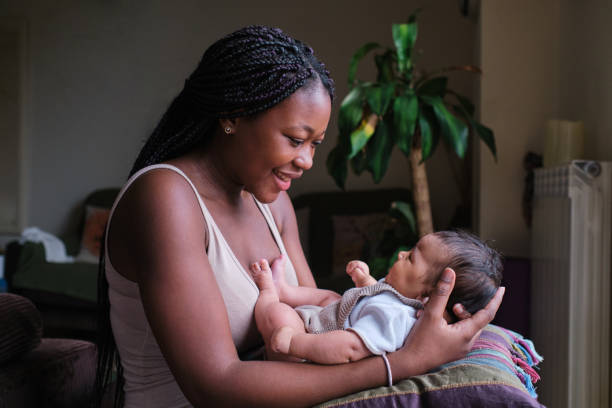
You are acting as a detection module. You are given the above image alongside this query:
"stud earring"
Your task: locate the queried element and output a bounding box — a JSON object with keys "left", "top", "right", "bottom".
{"left": 224, "top": 127, "right": 232, "bottom": 134}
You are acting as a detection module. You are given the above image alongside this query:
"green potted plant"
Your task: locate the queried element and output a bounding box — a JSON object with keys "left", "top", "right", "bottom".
{"left": 326, "top": 12, "right": 497, "bottom": 237}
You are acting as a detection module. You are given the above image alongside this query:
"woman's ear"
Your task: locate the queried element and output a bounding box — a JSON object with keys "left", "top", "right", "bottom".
{"left": 218, "top": 118, "right": 238, "bottom": 134}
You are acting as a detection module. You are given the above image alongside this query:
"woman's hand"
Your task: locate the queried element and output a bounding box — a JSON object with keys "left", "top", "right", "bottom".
{"left": 389, "top": 268, "right": 505, "bottom": 379}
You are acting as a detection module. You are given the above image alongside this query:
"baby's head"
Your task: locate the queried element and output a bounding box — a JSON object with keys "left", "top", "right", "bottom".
{"left": 384, "top": 230, "right": 502, "bottom": 318}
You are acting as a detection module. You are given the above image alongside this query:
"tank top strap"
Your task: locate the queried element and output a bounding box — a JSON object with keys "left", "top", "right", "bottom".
{"left": 105, "top": 163, "right": 216, "bottom": 256}
{"left": 253, "top": 199, "right": 287, "bottom": 255}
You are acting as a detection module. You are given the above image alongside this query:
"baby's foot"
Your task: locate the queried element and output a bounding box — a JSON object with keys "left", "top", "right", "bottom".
{"left": 346, "top": 260, "right": 372, "bottom": 287}
{"left": 250, "top": 259, "right": 276, "bottom": 292}
{"left": 269, "top": 254, "right": 287, "bottom": 284}
{"left": 270, "top": 326, "right": 295, "bottom": 355}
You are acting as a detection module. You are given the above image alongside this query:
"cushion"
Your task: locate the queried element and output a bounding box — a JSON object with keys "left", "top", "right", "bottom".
{"left": 0, "top": 294, "right": 43, "bottom": 364}
{"left": 75, "top": 205, "right": 110, "bottom": 263}
{"left": 314, "top": 325, "right": 544, "bottom": 407}
{"left": 0, "top": 338, "right": 96, "bottom": 408}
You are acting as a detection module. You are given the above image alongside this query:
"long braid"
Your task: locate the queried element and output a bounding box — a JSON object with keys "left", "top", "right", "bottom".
{"left": 129, "top": 25, "right": 334, "bottom": 175}
{"left": 96, "top": 25, "right": 334, "bottom": 407}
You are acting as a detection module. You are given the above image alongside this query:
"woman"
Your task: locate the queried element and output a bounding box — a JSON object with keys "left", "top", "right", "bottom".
{"left": 95, "top": 25, "right": 503, "bottom": 407}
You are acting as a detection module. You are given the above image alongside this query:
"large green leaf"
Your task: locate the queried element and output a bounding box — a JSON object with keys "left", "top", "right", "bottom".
{"left": 392, "top": 22, "right": 418, "bottom": 75}
{"left": 326, "top": 145, "right": 348, "bottom": 189}
{"left": 348, "top": 42, "right": 381, "bottom": 86}
{"left": 349, "top": 115, "right": 377, "bottom": 159}
{"left": 447, "top": 90, "right": 475, "bottom": 116}
{"left": 452, "top": 102, "right": 497, "bottom": 161}
{"left": 421, "top": 95, "right": 468, "bottom": 158}
{"left": 350, "top": 149, "right": 368, "bottom": 175}
{"left": 473, "top": 121, "right": 497, "bottom": 160}
{"left": 366, "top": 83, "right": 395, "bottom": 116}
{"left": 374, "top": 50, "right": 395, "bottom": 83}
{"left": 393, "top": 91, "right": 418, "bottom": 155}
{"left": 417, "top": 77, "right": 447, "bottom": 97}
{"left": 366, "top": 120, "right": 394, "bottom": 183}
{"left": 338, "top": 85, "right": 366, "bottom": 136}
{"left": 391, "top": 201, "right": 416, "bottom": 235}
{"left": 419, "top": 114, "right": 433, "bottom": 161}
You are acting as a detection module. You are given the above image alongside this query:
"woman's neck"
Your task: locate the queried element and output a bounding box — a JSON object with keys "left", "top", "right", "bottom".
{"left": 169, "top": 146, "right": 247, "bottom": 207}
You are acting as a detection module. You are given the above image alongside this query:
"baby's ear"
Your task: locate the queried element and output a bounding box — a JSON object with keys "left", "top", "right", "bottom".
{"left": 450, "top": 303, "right": 472, "bottom": 321}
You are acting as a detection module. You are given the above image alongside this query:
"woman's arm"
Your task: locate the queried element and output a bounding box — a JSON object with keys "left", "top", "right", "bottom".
{"left": 110, "top": 173, "right": 504, "bottom": 407}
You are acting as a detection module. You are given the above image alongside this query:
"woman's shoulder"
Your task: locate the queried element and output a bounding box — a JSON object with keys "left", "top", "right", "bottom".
{"left": 112, "top": 164, "right": 207, "bottom": 237}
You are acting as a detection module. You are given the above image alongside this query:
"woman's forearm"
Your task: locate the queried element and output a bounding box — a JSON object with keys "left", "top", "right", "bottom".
{"left": 193, "top": 356, "right": 391, "bottom": 408}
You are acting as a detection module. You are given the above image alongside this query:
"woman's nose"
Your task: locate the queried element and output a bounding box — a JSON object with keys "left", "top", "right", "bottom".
{"left": 398, "top": 251, "right": 408, "bottom": 260}
{"left": 294, "top": 147, "right": 313, "bottom": 170}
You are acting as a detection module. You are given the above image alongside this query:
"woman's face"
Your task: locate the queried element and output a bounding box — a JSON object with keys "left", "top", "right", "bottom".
{"left": 228, "top": 80, "right": 332, "bottom": 203}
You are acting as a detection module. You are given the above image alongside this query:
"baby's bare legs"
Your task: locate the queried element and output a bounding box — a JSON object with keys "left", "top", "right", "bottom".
{"left": 250, "top": 258, "right": 307, "bottom": 361}
{"left": 273, "top": 327, "right": 372, "bottom": 364}
{"left": 346, "top": 260, "right": 377, "bottom": 287}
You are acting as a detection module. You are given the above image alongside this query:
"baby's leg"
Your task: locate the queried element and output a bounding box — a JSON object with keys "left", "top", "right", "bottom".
{"left": 272, "top": 327, "right": 371, "bottom": 364}
{"left": 250, "top": 260, "right": 307, "bottom": 361}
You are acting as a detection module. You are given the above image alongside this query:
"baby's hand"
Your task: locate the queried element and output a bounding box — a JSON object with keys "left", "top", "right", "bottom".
{"left": 346, "top": 260, "right": 372, "bottom": 287}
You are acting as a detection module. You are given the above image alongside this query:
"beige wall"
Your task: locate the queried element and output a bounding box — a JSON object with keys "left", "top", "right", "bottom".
{"left": 477, "top": 0, "right": 612, "bottom": 257}
{"left": 558, "top": 0, "right": 612, "bottom": 161}
{"left": 477, "top": 0, "right": 561, "bottom": 257}
{"left": 0, "top": 0, "right": 476, "bottom": 237}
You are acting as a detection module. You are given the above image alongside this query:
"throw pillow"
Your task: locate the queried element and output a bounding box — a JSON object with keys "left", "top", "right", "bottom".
{"left": 75, "top": 205, "right": 110, "bottom": 264}
{"left": 0, "top": 293, "right": 43, "bottom": 364}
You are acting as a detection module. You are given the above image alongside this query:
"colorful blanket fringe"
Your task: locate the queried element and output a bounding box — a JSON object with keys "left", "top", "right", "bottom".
{"left": 441, "top": 324, "right": 543, "bottom": 398}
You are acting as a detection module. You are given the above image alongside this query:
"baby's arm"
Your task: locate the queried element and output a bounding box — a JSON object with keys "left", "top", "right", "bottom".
{"left": 346, "top": 260, "right": 377, "bottom": 287}
{"left": 251, "top": 257, "right": 340, "bottom": 307}
{"left": 272, "top": 326, "right": 371, "bottom": 364}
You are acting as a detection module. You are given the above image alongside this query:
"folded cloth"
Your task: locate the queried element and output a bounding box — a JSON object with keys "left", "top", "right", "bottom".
{"left": 20, "top": 227, "right": 74, "bottom": 263}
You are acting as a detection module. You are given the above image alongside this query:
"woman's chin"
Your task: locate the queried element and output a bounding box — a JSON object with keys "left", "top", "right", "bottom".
{"left": 247, "top": 188, "right": 281, "bottom": 204}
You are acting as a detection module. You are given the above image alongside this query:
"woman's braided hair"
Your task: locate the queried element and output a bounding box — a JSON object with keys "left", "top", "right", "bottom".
{"left": 130, "top": 25, "right": 334, "bottom": 176}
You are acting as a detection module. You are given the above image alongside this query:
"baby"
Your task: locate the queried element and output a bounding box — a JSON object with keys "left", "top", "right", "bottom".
{"left": 250, "top": 230, "right": 503, "bottom": 364}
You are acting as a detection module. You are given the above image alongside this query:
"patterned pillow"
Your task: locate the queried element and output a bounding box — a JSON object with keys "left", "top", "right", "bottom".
{"left": 315, "top": 325, "right": 544, "bottom": 408}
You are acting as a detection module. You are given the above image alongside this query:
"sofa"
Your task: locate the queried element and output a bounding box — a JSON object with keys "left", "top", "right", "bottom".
{"left": 0, "top": 293, "right": 97, "bottom": 408}
{"left": 5, "top": 188, "right": 119, "bottom": 341}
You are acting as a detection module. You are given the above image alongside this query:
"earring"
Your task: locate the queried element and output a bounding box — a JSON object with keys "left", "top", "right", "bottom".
{"left": 224, "top": 127, "right": 232, "bottom": 134}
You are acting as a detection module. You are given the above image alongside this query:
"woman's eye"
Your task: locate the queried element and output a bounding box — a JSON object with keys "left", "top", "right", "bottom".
{"left": 287, "top": 136, "right": 304, "bottom": 147}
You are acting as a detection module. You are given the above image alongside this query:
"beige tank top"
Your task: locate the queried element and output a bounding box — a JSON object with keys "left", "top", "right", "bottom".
{"left": 105, "top": 164, "right": 299, "bottom": 407}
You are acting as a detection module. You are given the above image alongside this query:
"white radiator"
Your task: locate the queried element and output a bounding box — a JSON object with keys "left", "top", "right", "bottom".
{"left": 531, "top": 160, "right": 611, "bottom": 408}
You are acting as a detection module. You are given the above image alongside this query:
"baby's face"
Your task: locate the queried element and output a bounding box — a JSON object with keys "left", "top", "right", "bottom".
{"left": 384, "top": 234, "right": 447, "bottom": 299}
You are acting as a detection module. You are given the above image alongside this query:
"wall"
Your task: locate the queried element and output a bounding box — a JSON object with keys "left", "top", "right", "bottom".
{"left": 0, "top": 0, "right": 476, "bottom": 239}
{"left": 477, "top": 0, "right": 561, "bottom": 257}
{"left": 558, "top": 0, "right": 612, "bottom": 161}
{"left": 477, "top": 0, "right": 612, "bottom": 258}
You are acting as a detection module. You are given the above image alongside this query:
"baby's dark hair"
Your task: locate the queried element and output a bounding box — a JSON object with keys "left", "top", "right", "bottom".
{"left": 433, "top": 230, "right": 503, "bottom": 318}
{"left": 130, "top": 25, "right": 335, "bottom": 176}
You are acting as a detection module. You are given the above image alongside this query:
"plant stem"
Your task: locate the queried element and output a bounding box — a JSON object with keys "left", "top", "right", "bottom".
{"left": 409, "top": 146, "right": 434, "bottom": 237}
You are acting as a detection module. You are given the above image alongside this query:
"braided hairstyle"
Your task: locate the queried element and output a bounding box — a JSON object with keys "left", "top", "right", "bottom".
{"left": 129, "top": 25, "right": 335, "bottom": 176}
{"left": 95, "top": 26, "right": 334, "bottom": 408}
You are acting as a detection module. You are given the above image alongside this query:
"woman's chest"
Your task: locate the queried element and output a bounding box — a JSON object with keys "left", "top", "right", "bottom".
{"left": 206, "top": 199, "right": 282, "bottom": 275}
